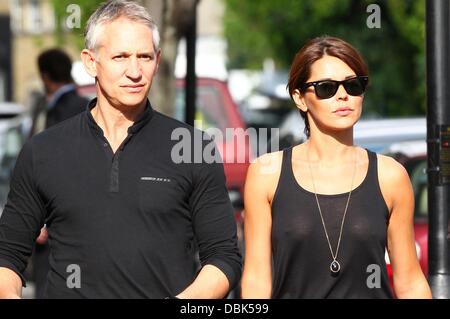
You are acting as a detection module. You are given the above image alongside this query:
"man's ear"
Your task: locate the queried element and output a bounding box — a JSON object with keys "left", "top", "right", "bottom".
{"left": 292, "top": 89, "right": 308, "bottom": 113}
{"left": 81, "top": 49, "right": 97, "bottom": 78}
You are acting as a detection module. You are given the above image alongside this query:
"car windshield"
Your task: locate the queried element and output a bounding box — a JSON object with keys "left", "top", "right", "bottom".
{"left": 175, "top": 85, "right": 229, "bottom": 132}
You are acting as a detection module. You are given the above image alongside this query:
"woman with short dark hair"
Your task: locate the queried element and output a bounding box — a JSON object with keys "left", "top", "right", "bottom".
{"left": 241, "top": 36, "right": 431, "bottom": 299}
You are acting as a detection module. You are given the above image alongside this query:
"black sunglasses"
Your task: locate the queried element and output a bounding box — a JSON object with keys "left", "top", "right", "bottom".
{"left": 300, "top": 76, "right": 369, "bottom": 99}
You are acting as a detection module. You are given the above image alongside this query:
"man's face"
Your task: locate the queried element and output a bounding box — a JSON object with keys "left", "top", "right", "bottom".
{"left": 92, "top": 18, "right": 160, "bottom": 109}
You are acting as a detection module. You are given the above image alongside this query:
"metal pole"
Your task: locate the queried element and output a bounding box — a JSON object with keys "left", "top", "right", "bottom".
{"left": 426, "top": 0, "right": 450, "bottom": 298}
{"left": 185, "top": 3, "right": 197, "bottom": 126}
{"left": 0, "top": 16, "right": 12, "bottom": 101}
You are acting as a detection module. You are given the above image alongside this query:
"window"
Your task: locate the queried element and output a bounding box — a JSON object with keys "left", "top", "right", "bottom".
{"left": 10, "top": 0, "right": 23, "bottom": 33}
{"left": 28, "top": 0, "right": 42, "bottom": 34}
{"left": 175, "top": 85, "right": 229, "bottom": 133}
{"left": 10, "top": 0, "right": 55, "bottom": 34}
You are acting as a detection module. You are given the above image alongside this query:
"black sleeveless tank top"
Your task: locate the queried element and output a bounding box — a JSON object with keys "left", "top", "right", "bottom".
{"left": 271, "top": 146, "right": 394, "bottom": 298}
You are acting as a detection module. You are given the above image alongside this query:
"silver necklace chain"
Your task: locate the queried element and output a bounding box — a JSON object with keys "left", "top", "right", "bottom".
{"left": 306, "top": 144, "right": 357, "bottom": 274}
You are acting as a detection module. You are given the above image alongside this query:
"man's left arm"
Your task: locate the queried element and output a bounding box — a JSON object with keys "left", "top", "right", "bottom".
{"left": 177, "top": 142, "right": 242, "bottom": 298}
{"left": 176, "top": 265, "right": 230, "bottom": 299}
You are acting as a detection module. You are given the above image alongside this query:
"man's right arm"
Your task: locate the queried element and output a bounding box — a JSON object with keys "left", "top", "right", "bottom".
{"left": 0, "top": 267, "right": 22, "bottom": 298}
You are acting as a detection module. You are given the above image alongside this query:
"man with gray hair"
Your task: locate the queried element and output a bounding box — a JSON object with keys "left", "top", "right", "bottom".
{"left": 0, "top": 0, "right": 241, "bottom": 298}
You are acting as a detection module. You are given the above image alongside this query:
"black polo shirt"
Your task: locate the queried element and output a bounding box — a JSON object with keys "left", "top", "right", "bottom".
{"left": 0, "top": 99, "right": 241, "bottom": 298}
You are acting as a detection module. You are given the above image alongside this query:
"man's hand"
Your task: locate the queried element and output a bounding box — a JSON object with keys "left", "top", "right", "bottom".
{"left": 36, "top": 226, "right": 48, "bottom": 245}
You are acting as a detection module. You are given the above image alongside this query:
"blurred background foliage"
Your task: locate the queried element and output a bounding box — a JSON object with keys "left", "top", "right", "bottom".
{"left": 224, "top": 0, "right": 425, "bottom": 117}
{"left": 51, "top": 0, "right": 104, "bottom": 50}
{"left": 50, "top": 0, "right": 426, "bottom": 118}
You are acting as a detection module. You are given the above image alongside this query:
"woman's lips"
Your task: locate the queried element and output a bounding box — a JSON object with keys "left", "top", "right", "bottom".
{"left": 333, "top": 107, "right": 353, "bottom": 116}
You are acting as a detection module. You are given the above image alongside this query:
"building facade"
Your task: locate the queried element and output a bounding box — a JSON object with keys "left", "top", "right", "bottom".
{"left": 5, "top": 0, "right": 226, "bottom": 106}
{"left": 6, "top": 0, "right": 82, "bottom": 106}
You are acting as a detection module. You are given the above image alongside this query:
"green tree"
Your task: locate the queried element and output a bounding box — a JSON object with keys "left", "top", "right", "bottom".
{"left": 52, "top": 0, "right": 104, "bottom": 50}
{"left": 386, "top": 0, "right": 426, "bottom": 114}
{"left": 50, "top": 0, "right": 200, "bottom": 117}
{"left": 224, "top": 0, "right": 426, "bottom": 117}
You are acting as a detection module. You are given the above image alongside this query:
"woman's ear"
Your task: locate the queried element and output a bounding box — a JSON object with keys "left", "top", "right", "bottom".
{"left": 80, "top": 49, "right": 97, "bottom": 78}
{"left": 292, "top": 89, "right": 308, "bottom": 113}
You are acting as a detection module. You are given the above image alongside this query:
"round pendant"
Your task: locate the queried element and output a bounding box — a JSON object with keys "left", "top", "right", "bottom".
{"left": 330, "top": 260, "right": 341, "bottom": 273}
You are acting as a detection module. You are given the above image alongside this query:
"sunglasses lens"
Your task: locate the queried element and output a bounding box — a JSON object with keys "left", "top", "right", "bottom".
{"left": 305, "top": 76, "right": 368, "bottom": 99}
{"left": 343, "top": 78, "right": 366, "bottom": 96}
{"left": 315, "top": 82, "right": 338, "bottom": 99}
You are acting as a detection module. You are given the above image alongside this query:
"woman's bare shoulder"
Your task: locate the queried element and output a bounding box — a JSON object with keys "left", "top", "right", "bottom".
{"left": 246, "top": 150, "right": 285, "bottom": 199}
{"left": 376, "top": 153, "right": 412, "bottom": 205}
{"left": 376, "top": 153, "right": 409, "bottom": 180}
{"left": 250, "top": 150, "right": 284, "bottom": 175}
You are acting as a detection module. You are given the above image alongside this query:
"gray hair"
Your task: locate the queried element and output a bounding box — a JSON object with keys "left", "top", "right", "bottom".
{"left": 84, "top": 0, "right": 160, "bottom": 52}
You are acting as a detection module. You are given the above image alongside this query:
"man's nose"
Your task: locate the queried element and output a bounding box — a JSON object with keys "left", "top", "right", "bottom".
{"left": 126, "top": 57, "right": 142, "bottom": 79}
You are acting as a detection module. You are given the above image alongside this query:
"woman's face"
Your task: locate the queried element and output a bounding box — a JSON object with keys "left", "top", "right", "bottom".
{"left": 294, "top": 55, "right": 364, "bottom": 135}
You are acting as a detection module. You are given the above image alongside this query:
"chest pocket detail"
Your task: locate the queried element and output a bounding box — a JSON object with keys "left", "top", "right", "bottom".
{"left": 138, "top": 177, "right": 180, "bottom": 214}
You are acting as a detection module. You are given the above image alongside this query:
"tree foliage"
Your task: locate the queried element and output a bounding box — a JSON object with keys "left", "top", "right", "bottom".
{"left": 224, "top": 0, "right": 426, "bottom": 117}
{"left": 50, "top": 0, "right": 199, "bottom": 117}
{"left": 51, "top": 0, "right": 104, "bottom": 49}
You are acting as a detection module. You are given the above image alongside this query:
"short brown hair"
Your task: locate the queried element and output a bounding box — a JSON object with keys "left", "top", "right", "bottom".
{"left": 287, "top": 36, "right": 369, "bottom": 138}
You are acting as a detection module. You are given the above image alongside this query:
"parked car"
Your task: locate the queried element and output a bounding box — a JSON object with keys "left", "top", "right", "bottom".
{"left": 239, "top": 94, "right": 292, "bottom": 145}
{"left": 0, "top": 102, "right": 31, "bottom": 213}
{"left": 385, "top": 144, "right": 428, "bottom": 289}
{"left": 267, "top": 109, "right": 426, "bottom": 153}
{"left": 401, "top": 154, "right": 428, "bottom": 276}
{"left": 174, "top": 77, "right": 251, "bottom": 212}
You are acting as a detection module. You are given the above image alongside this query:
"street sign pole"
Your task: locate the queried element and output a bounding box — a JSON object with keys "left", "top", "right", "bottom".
{"left": 426, "top": 0, "right": 450, "bottom": 298}
{"left": 185, "top": 2, "right": 198, "bottom": 126}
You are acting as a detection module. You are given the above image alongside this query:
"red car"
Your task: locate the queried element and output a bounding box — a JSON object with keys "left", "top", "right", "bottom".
{"left": 397, "top": 154, "right": 428, "bottom": 271}
{"left": 174, "top": 77, "right": 251, "bottom": 208}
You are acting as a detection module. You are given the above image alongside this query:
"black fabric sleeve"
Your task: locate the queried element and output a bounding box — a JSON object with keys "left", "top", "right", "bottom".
{"left": 189, "top": 139, "right": 242, "bottom": 290}
{"left": 0, "top": 141, "right": 46, "bottom": 286}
